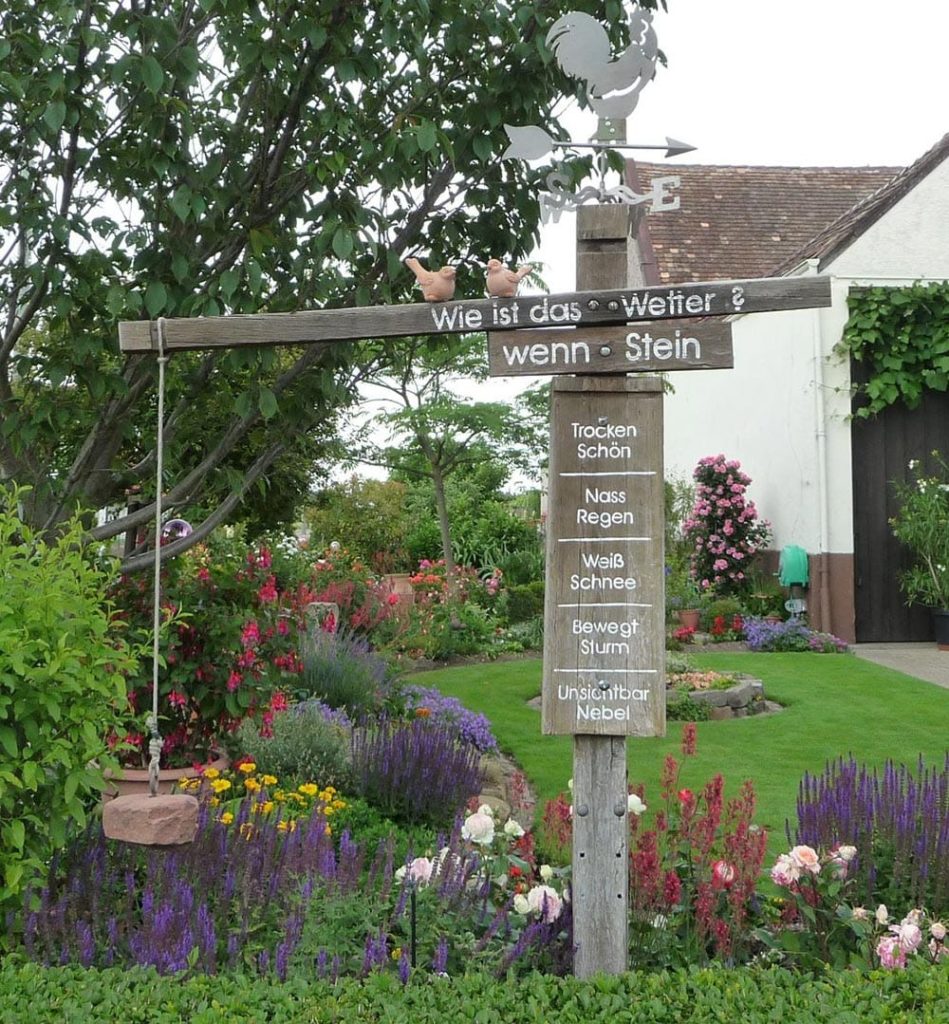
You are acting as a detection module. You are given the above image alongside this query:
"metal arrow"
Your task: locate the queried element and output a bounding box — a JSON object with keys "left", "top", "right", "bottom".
{"left": 502, "top": 125, "right": 695, "bottom": 161}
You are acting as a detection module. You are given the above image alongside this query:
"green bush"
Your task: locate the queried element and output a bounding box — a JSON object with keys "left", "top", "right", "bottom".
{"left": 1, "top": 957, "right": 946, "bottom": 1023}
{"left": 498, "top": 581, "right": 545, "bottom": 624}
{"left": 232, "top": 704, "right": 352, "bottom": 789}
{"left": 0, "top": 488, "right": 142, "bottom": 908}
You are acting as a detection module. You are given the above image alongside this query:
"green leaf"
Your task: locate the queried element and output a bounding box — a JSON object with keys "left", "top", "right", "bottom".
{"left": 169, "top": 184, "right": 192, "bottom": 222}
{"left": 141, "top": 55, "right": 165, "bottom": 95}
{"left": 44, "top": 99, "right": 67, "bottom": 133}
{"left": 416, "top": 120, "right": 437, "bottom": 153}
{"left": 332, "top": 227, "right": 354, "bottom": 260}
{"left": 258, "top": 387, "right": 278, "bottom": 420}
{"left": 0, "top": 725, "right": 17, "bottom": 758}
{"left": 144, "top": 281, "right": 168, "bottom": 317}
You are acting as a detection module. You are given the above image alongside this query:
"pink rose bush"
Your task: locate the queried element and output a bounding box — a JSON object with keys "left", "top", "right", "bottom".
{"left": 682, "top": 455, "right": 771, "bottom": 596}
{"left": 768, "top": 843, "right": 948, "bottom": 969}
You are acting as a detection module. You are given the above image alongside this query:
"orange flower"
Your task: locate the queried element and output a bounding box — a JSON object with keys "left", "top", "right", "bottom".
{"left": 415, "top": 707, "right": 431, "bottom": 718}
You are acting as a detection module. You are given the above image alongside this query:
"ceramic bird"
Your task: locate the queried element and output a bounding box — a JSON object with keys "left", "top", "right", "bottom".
{"left": 485, "top": 259, "right": 532, "bottom": 298}
{"left": 404, "top": 257, "right": 457, "bottom": 302}
{"left": 546, "top": 3, "right": 658, "bottom": 120}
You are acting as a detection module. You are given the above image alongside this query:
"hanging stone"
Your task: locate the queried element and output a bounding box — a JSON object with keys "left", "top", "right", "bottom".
{"left": 102, "top": 793, "right": 199, "bottom": 846}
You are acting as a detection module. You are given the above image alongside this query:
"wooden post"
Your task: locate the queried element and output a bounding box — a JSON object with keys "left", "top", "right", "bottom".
{"left": 565, "top": 205, "right": 663, "bottom": 977}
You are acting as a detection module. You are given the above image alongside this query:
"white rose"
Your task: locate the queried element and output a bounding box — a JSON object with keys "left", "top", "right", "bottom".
{"left": 513, "top": 893, "right": 530, "bottom": 915}
{"left": 539, "top": 863, "right": 553, "bottom": 882}
{"left": 836, "top": 845, "right": 857, "bottom": 862}
{"left": 394, "top": 865, "right": 407, "bottom": 882}
{"left": 526, "top": 884, "right": 562, "bottom": 923}
{"left": 875, "top": 904, "right": 889, "bottom": 925}
{"left": 477, "top": 803, "right": 495, "bottom": 818}
{"left": 851, "top": 906, "right": 869, "bottom": 921}
{"left": 461, "top": 811, "right": 495, "bottom": 846}
{"left": 627, "top": 793, "right": 647, "bottom": 816}
{"left": 930, "top": 921, "right": 947, "bottom": 941}
{"left": 503, "top": 818, "right": 525, "bottom": 839}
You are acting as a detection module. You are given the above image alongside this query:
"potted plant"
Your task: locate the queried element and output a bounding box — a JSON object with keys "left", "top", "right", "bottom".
{"left": 890, "top": 452, "right": 949, "bottom": 647}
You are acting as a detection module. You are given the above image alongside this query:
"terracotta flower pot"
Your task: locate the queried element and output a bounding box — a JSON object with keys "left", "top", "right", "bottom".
{"left": 103, "top": 754, "right": 229, "bottom": 802}
{"left": 677, "top": 608, "right": 701, "bottom": 630}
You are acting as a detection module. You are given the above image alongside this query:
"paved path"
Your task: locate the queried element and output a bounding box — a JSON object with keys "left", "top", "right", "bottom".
{"left": 852, "top": 643, "right": 949, "bottom": 690}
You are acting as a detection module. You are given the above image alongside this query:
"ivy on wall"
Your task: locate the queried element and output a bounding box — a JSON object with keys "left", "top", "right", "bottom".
{"left": 839, "top": 282, "right": 949, "bottom": 416}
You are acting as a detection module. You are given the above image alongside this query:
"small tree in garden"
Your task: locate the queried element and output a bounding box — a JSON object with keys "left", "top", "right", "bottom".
{"left": 682, "top": 455, "right": 771, "bottom": 596}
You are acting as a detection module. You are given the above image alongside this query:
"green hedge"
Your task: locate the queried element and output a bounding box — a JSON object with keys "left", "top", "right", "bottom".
{"left": 2, "top": 958, "right": 947, "bottom": 1023}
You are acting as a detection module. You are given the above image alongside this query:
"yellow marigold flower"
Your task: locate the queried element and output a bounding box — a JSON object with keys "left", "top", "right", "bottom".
{"left": 238, "top": 762, "right": 257, "bottom": 774}
{"left": 210, "top": 778, "right": 232, "bottom": 794}
{"left": 333, "top": 799, "right": 346, "bottom": 810}
{"left": 261, "top": 801, "right": 274, "bottom": 815}
{"left": 262, "top": 774, "right": 278, "bottom": 787}
{"left": 273, "top": 791, "right": 286, "bottom": 803}
{"left": 203, "top": 768, "right": 220, "bottom": 780}
{"left": 218, "top": 812, "right": 234, "bottom": 826}
{"left": 298, "top": 783, "right": 318, "bottom": 797}
{"left": 277, "top": 819, "right": 290, "bottom": 832}
{"left": 324, "top": 825, "right": 332, "bottom": 836}
{"left": 391, "top": 947, "right": 403, "bottom": 961}
{"left": 209, "top": 797, "right": 220, "bottom": 807}
{"left": 244, "top": 778, "right": 261, "bottom": 792}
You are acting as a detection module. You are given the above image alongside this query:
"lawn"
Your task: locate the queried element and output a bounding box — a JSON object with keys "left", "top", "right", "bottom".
{"left": 412, "top": 651, "right": 949, "bottom": 860}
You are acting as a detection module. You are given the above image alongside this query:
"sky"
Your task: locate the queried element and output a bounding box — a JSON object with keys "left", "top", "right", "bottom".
{"left": 534, "top": 0, "right": 949, "bottom": 293}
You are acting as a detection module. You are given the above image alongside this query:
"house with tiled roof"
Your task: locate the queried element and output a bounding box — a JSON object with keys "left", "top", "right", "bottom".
{"left": 627, "top": 134, "right": 949, "bottom": 643}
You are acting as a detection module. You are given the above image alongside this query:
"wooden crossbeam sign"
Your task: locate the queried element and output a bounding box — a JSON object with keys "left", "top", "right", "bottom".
{"left": 488, "top": 320, "right": 733, "bottom": 376}
{"left": 117, "top": 275, "right": 830, "bottom": 353}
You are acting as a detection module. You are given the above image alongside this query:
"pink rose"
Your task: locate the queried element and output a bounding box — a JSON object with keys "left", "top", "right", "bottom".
{"left": 770, "top": 853, "right": 801, "bottom": 887}
{"left": 407, "top": 856, "right": 433, "bottom": 884}
{"left": 789, "top": 845, "right": 821, "bottom": 875}
{"left": 876, "top": 935, "right": 907, "bottom": 969}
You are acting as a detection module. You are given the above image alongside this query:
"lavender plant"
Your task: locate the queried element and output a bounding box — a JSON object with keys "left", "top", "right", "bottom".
{"left": 400, "top": 684, "right": 498, "bottom": 752}
{"left": 791, "top": 755, "right": 949, "bottom": 913}
{"left": 351, "top": 718, "right": 485, "bottom": 826}
{"left": 298, "top": 627, "right": 394, "bottom": 717}
{"left": 743, "top": 616, "right": 848, "bottom": 653}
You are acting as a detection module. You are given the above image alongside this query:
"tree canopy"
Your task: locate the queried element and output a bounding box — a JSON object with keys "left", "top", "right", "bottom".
{"left": 0, "top": 0, "right": 654, "bottom": 567}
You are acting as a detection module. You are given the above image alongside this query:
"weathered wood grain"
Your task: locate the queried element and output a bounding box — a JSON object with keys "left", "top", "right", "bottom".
{"left": 487, "top": 320, "right": 733, "bottom": 376}
{"left": 572, "top": 736, "right": 629, "bottom": 978}
{"left": 541, "top": 377, "right": 666, "bottom": 737}
{"left": 118, "top": 275, "right": 831, "bottom": 352}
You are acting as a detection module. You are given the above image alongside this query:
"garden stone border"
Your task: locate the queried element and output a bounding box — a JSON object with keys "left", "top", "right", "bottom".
{"left": 667, "top": 675, "right": 782, "bottom": 719}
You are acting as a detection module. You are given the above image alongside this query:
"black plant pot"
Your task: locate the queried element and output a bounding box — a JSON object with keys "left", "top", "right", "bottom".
{"left": 933, "top": 609, "right": 949, "bottom": 649}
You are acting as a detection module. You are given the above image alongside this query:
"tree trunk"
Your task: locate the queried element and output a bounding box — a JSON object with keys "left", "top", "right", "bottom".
{"left": 430, "top": 462, "right": 457, "bottom": 604}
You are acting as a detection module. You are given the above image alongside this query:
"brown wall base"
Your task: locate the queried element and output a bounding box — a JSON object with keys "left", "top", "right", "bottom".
{"left": 757, "top": 550, "right": 855, "bottom": 643}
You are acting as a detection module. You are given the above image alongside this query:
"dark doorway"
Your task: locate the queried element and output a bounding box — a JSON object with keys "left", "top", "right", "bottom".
{"left": 851, "top": 361, "right": 949, "bottom": 641}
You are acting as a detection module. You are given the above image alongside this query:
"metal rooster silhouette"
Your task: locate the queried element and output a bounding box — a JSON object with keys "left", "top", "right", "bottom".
{"left": 546, "top": 4, "right": 658, "bottom": 120}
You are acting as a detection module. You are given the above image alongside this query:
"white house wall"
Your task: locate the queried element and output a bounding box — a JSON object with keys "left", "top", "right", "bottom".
{"left": 664, "top": 151, "right": 949, "bottom": 564}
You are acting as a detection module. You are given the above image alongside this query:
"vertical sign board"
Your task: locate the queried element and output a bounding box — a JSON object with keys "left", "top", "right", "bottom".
{"left": 543, "top": 376, "right": 665, "bottom": 736}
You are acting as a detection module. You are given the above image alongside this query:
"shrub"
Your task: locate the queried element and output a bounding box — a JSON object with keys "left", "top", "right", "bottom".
{"left": 297, "top": 627, "right": 393, "bottom": 717}
{"left": 350, "top": 719, "right": 484, "bottom": 826}
{"left": 0, "top": 487, "right": 142, "bottom": 909}
{"left": 233, "top": 703, "right": 352, "bottom": 789}
{"left": 110, "top": 534, "right": 313, "bottom": 765}
{"left": 497, "top": 581, "right": 545, "bottom": 624}
{"left": 682, "top": 455, "right": 771, "bottom": 596}
{"left": 744, "top": 616, "right": 847, "bottom": 653}
{"left": 792, "top": 755, "right": 949, "bottom": 914}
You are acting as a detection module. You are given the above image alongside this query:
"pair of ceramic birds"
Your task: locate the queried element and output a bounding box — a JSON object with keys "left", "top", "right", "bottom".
{"left": 404, "top": 257, "right": 531, "bottom": 302}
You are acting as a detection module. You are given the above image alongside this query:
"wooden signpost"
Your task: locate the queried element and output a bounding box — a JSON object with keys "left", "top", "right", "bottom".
{"left": 118, "top": 214, "right": 833, "bottom": 982}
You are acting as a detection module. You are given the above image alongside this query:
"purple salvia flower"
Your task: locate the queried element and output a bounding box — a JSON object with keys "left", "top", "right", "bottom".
{"left": 398, "top": 950, "right": 410, "bottom": 985}
{"left": 432, "top": 935, "right": 449, "bottom": 974}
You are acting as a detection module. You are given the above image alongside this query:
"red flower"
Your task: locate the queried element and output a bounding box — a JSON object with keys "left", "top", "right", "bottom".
{"left": 257, "top": 575, "right": 278, "bottom": 602}
{"left": 681, "top": 722, "right": 697, "bottom": 757}
{"left": 227, "top": 670, "right": 242, "bottom": 692}
{"left": 167, "top": 689, "right": 188, "bottom": 708}
{"left": 678, "top": 788, "right": 694, "bottom": 805}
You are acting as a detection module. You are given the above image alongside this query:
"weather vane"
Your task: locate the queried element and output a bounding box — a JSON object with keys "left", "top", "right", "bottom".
{"left": 502, "top": 2, "right": 694, "bottom": 223}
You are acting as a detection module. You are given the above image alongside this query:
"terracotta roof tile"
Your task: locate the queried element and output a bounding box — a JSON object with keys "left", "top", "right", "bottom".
{"left": 628, "top": 161, "right": 901, "bottom": 284}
